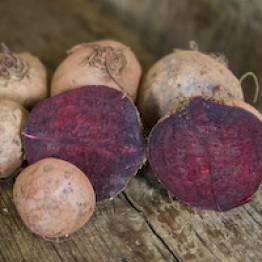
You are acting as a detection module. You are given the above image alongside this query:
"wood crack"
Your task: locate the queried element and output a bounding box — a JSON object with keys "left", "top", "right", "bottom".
{"left": 122, "top": 192, "right": 180, "bottom": 262}
{"left": 50, "top": 244, "right": 65, "bottom": 262}
{"left": 191, "top": 226, "right": 221, "bottom": 262}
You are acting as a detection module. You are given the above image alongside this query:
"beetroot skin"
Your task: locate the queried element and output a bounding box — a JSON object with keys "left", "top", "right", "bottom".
{"left": 22, "top": 85, "right": 145, "bottom": 201}
{"left": 148, "top": 97, "right": 262, "bottom": 211}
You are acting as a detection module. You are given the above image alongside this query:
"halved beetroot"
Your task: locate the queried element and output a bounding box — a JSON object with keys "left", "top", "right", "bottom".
{"left": 22, "top": 85, "right": 145, "bottom": 201}
{"left": 148, "top": 97, "right": 262, "bottom": 211}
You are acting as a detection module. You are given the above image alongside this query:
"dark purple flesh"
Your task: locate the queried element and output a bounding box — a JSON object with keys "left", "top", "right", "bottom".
{"left": 22, "top": 85, "right": 145, "bottom": 201}
{"left": 148, "top": 97, "right": 262, "bottom": 211}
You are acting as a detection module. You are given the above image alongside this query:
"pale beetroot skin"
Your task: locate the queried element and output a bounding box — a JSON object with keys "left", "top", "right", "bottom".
{"left": 22, "top": 85, "right": 145, "bottom": 201}
{"left": 14, "top": 158, "right": 95, "bottom": 239}
{"left": 148, "top": 97, "right": 262, "bottom": 211}
{"left": 0, "top": 44, "right": 47, "bottom": 108}
{"left": 138, "top": 49, "right": 244, "bottom": 128}
{"left": 51, "top": 39, "right": 142, "bottom": 100}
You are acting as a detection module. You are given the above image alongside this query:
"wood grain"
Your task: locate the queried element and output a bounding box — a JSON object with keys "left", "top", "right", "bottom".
{"left": 125, "top": 166, "right": 262, "bottom": 262}
{"left": 0, "top": 182, "right": 174, "bottom": 262}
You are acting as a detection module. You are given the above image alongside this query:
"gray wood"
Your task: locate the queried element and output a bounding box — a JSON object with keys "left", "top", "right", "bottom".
{"left": 0, "top": 181, "right": 174, "bottom": 262}
{"left": 125, "top": 167, "right": 262, "bottom": 262}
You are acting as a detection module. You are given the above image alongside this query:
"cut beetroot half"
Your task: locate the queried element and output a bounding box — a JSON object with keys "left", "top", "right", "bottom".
{"left": 148, "top": 97, "right": 262, "bottom": 211}
{"left": 22, "top": 85, "right": 145, "bottom": 201}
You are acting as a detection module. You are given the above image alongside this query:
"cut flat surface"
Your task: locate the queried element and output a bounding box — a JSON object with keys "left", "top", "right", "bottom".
{"left": 148, "top": 98, "right": 262, "bottom": 211}
{"left": 23, "top": 86, "right": 145, "bottom": 201}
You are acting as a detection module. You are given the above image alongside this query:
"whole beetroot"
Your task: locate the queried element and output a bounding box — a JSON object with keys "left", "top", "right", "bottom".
{"left": 0, "top": 44, "right": 47, "bottom": 108}
{"left": 148, "top": 97, "right": 262, "bottom": 211}
{"left": 0, "top": 99, "right": 28, "bottom": 178}
{"left": 13, "top": 158, "right": 95, "bottom": 239}
{"left": 138, "top": 49, "right": 244, "bottom": 128}
{"left": 51, "top": 39, "right": 142, "bottom": 100}
{"left": 22, "top": 85, "right": 145, "bottom": 201}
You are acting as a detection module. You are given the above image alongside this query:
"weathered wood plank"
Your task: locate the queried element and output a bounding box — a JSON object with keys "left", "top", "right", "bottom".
{"left": 125, "top": 166, "right": 262, "bottom": 262}
{"left": 0, "top": 182, "right": 174, "bottom": 262}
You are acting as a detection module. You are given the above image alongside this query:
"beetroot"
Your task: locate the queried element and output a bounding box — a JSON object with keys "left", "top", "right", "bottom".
{"left": 14, "top": 158, "right": 95, "bottom": 239}
{"left": 22, "top": 85, "right": 145, "bottom": 201}
{"left": 148, "top": 97, "right": 262, "bottom": 211}
{"left": 51, "top": 40, "right": 142, "bottom": 101}
{"left": 138, "top": 49, "right": 244, "bottom": 128}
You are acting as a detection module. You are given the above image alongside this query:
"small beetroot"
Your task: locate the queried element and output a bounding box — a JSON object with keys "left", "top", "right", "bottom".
{"left": 148, "top": 97, "right": 262, "bottom": 211}
{"left": 0, "top": 44, "right": 47, "bottom": 108}
{"left": 13, "top": 158, "right": 95, "bottom": 239}
{"left": 138, "top": 49, "right": 244, "bottom": 128}
{"left": 0, "top": 99, "right": 28, "bottom": 178}
{"left": 22, "top": 85, "right": 145, "bottom": 201}
{"left": 51, "top": 40, "right": 142, "bottom": 100}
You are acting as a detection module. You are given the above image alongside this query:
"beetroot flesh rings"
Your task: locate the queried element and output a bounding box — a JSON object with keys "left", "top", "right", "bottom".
{"left": 22, "top": 85, "right": 145, "bottom": 201}
{"left": 148, "top": 97, "right": 262, "bottom": 211}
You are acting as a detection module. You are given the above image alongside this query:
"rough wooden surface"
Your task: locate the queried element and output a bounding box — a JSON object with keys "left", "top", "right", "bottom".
{"left": 126, "top": 167, "right": 262, "bottom": 262}
{"left": 0, "top": 0, "right": 262, "bottom": 261}
{"left": 0, "top": 182, "right": 173, "bottom": 262}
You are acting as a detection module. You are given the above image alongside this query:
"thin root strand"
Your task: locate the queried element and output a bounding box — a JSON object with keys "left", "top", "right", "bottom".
{"left": 240, "top": 72, "right": 260, "bottom": 103}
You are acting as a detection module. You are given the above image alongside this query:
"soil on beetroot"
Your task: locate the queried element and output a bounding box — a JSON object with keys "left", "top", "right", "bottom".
{"left": 148, "top": 97, "right": 262, "bottom": 211}
{"left": 22, "top": 85, "right": 145, "bottom": 201}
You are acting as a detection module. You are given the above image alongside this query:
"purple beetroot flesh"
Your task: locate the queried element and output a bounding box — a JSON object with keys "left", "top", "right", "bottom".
{"left": 22, "top": 85, "right": 145, "bottom": 201}
{"left": 148, "top": 97, "right": 262, "bottom": 211}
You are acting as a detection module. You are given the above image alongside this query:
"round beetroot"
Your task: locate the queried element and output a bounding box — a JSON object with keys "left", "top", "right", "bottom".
{"left": 51, "top": 40, "right": 142, "bottom": 101}
{"left": 0, "top": 44, "right": 47, "bottom": 108}
{"left": 138, "top": 49, "right": 244, "bottom": 128}
{"left": 13, "top": 158, "right": 95, "bottom": 239}
{"left": 0, "top": 99, "right": 28, "bottom": 178}
{"left": 22, "top": 85, "right": 145, "bottom": 201}
{"left": 148, "top": 97, "right": 262, "bottom": 211}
